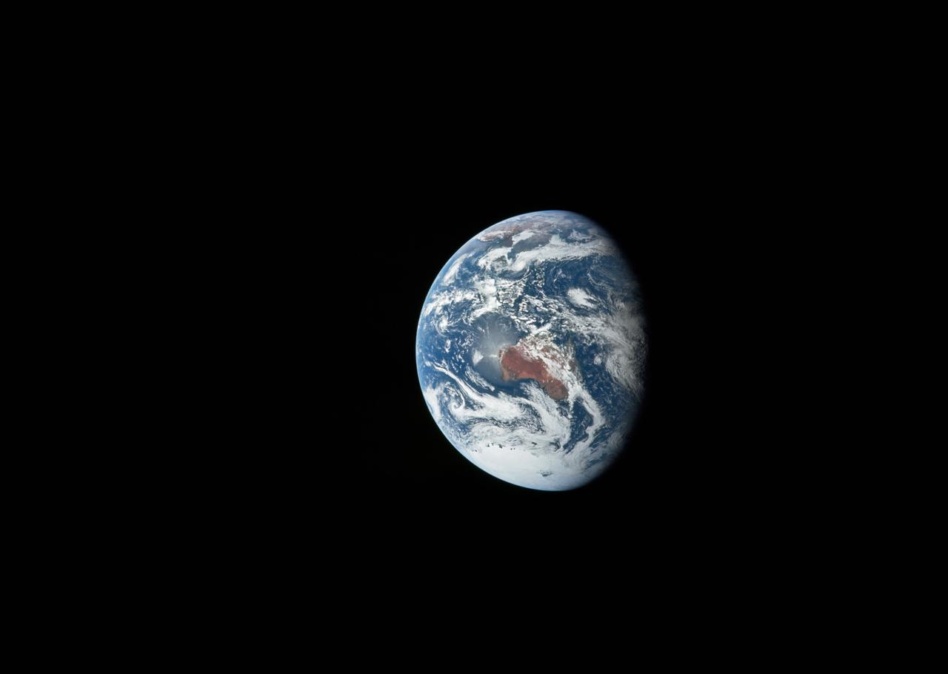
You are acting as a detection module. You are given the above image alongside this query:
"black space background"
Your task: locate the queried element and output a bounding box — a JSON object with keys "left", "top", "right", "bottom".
{"left": 15, "top": 12, "right": 882, "bottom": 650}
{"left": 45, "top": 17, "right": 877, "bottom": 649}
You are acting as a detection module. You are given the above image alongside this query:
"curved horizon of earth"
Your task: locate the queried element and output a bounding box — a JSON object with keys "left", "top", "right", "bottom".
{"left": 416, "top": 210, "right": 647, "bottom": 491}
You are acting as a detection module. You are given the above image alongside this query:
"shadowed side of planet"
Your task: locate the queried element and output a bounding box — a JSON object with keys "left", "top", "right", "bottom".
{"left": 415, "top": 210, "right": 647, "bottom": 491}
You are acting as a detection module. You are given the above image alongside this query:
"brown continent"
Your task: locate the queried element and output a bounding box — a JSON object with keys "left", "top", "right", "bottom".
{"left": 499, "top": 344, "right": 568, "bottom": 401}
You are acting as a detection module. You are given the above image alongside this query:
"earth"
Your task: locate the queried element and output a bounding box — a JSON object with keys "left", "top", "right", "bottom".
{"left": 416, "top": 211, "right": 647, "bottom": 491}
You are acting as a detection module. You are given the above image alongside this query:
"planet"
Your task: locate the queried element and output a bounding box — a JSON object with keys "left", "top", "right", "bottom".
{"left": 416, "top": 210, "right": 647, "bottom": 491}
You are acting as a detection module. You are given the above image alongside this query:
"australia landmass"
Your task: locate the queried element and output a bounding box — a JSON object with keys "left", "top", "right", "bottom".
{"left": 498, "top": 340, "right": 572, "bottom": 401}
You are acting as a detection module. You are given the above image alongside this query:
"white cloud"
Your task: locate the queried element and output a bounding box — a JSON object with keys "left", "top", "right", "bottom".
{"left": 567, "top": 288, "right": 595, "bottom": 308}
